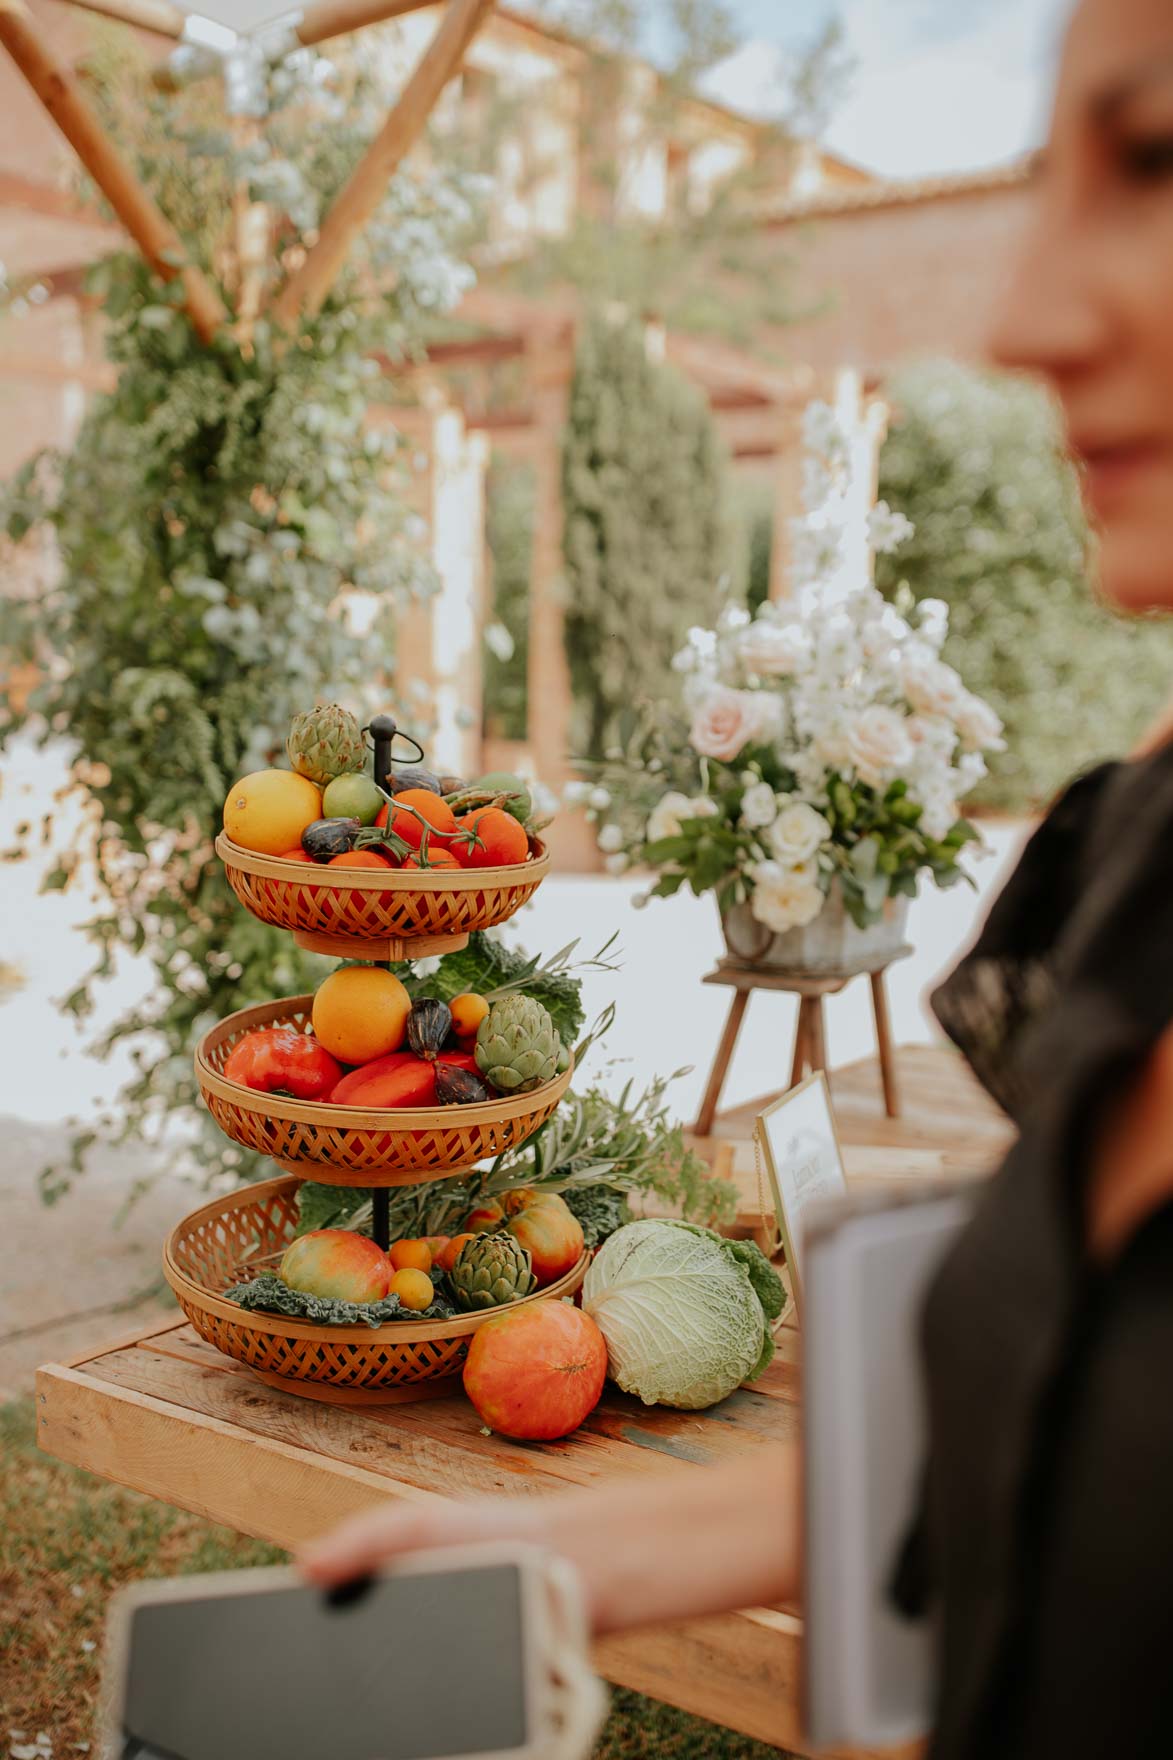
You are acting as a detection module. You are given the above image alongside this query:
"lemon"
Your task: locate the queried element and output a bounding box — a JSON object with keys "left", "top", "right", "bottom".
{"left": 223, "top": 770, "right": 322, "bottom": 855}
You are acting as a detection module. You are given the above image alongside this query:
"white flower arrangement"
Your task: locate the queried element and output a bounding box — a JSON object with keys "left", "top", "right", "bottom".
{"left": 578, "top": 400, "right": 1005, "bottom": 935}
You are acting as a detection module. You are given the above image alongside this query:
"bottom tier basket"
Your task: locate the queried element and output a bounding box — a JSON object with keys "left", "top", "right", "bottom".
{"left": 163, "top": 1175, "right": 589, "bottom": 1407}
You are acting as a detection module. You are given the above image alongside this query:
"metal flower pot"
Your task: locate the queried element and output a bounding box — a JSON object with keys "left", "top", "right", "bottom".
{"left": 720, "top": 882, "right": 910, "bottom": 974}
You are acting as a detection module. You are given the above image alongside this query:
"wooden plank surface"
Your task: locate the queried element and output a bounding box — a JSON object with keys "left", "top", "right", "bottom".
{"left": 701, "top": 1043, "right": 1012, "bottom": 1233}
{"left": 36, "top": 1315, "right": 911, "bottom": 1760}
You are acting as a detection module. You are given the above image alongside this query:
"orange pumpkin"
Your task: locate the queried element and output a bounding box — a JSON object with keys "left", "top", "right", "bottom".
{"left": 463, "top": 1302, "right": 607, "bottom": 1440}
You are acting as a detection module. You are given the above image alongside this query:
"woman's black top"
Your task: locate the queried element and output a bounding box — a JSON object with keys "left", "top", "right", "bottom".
{"left": 896, "top": 743, "right": 1173, "bottom": 1760}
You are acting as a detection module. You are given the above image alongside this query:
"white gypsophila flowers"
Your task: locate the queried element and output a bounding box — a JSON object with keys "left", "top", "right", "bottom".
{"left": 596, "top": 823, "right": 625, "bottom": 853}
{"left": 562, "top": 780, "right": 591, "bottom": 806}
{"left": 769, "top": 801, "right": 831, "bottom": 865}
{"left": 867, "top": 500, "right": 915, "bottom": 555}
{"left": 589, "top": 786, "right": 612, "bottom": 810}
{"left": 846, "top": 704, "right": 915, "bottom": 788}
{"left": 750, "top": 861, "right": 825, "bottom": 933}
{"left": 604, "top": 852, "right": 630, "bottom": 875}
{"left": 916, "top": 598, "right": 950, "bottom": 652}
{"left": 740, "top": 781, "right": 779, "bottom": 829}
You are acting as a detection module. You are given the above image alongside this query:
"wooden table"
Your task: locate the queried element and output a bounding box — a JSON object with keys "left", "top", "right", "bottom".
{"left": 36, "top": 1306, "right": 907, "bottom": 1760}
{"left": 694, "top": 951, "right": 912, "bottom": 1138}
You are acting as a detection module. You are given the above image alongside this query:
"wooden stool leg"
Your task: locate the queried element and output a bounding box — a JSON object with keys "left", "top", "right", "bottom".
{"left": 790, "top": 996, "right": 813, "bottom": 1088}
{"left": 808, "top": 995, "right": 827, "bottom": 1075}
{"left": 870, "top": 968, "right": 900, "bottom": 1118}
{"left": 694, "top": 989, "right": 750, "bottom": 1137}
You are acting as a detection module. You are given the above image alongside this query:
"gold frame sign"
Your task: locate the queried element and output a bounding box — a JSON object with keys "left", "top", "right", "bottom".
{"left": 755, "top": 1072, "right": 848, "bottom": 1321}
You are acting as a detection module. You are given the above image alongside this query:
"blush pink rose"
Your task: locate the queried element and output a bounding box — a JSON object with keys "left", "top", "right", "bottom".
{"left": 689, "top": 688, "right": 772, "bottom": 762}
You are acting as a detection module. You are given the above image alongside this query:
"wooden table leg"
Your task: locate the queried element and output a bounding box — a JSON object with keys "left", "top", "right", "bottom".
{"left": 870, "top": 968, "right": 900, "bottom": 1117}
{"left": 694, "top": 988, "right": 750, "bottom": 1136}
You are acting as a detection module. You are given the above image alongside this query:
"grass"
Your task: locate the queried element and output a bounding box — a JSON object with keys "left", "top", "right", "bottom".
{"left": 0, "top": 1399, "right": 786, "bottom": 1759}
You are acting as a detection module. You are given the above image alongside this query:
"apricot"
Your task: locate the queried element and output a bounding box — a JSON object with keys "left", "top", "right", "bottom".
{"left": 390, "top": 1267, "right": 435, "bottom": 1311}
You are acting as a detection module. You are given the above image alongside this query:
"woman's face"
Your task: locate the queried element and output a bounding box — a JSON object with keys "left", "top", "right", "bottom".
{"left": 990, "top": 0, "right": 1173, "bottom": 611}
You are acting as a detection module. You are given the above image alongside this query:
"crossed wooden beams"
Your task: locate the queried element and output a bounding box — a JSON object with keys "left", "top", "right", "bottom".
{"left": 0, "top": 0, "right": 496, "bottom": 343}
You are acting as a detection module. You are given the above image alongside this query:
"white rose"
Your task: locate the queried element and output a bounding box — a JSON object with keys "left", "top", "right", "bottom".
{"left": 604, "top": 851, "right": 630, "bottom": 875}
{"left": 596, "top": 823, "right": 625, "bottom": 853}
{"left": 689, "top": 687, "right": 772, "bottom": 762}
{"left": 769, "top": 802, "right": 831, "bottom": 864}
{"left": 687, "top": 795, "right": 720, "bottom": 819}
{"left": 750, "top": 861, "right": 825, "bottom": 933}
{"left": 906, "top": 713, "right": 956, "bottom": 755}
{"left": 740, "top": 781, "right": 778, "bottom": 829}
{"left": 846, "top": 705, "right": 914, "bottom": 788}
{"left": 955, "top": 692, "right": 1006, "bottom": 752}
{"left": 739, "top": 619, "right": 812, "bottom": 677}
{"left": 645, "top": 791, "right": 695, "bottom": 844}
{"left": 902, "top": 654, "right": 968, "bottom": 720}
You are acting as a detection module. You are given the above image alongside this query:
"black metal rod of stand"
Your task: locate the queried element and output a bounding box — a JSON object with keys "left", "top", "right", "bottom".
{"left": 369, "top": 712, "right": 398, "bottom": 1256}
{"left": 371, "top": 1187, "right": 391, "bottom": 1252}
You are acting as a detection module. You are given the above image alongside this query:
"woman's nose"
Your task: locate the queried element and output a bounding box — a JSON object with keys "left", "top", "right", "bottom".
{"left": 987, "top": 190, "right": 1111, "bottom": 382}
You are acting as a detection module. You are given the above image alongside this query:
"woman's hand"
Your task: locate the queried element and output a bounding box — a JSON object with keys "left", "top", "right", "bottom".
{"left": 300, "top": 1446, "right": 800, "bottom": 1637}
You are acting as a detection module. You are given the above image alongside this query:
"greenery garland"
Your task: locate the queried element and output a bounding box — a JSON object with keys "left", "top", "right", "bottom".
{"left": 561, "top": 315, "right": 728, "bottom": 757}
{"left": 0, "top": 39, "right": 479, "bottom": 1198}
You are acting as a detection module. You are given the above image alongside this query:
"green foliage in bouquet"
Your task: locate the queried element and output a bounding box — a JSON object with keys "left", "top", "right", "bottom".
{"left": 562, "top": 316, "right": 727, "bottom": 757}
{"left": 294, "top": 1068, "right": 737, "bottom": 1242}
{"left": 0, "top": 38, "right": 480, "bottom": 1199}
{"left": 877, "top": 359, "right": 1173, "bottom": 812}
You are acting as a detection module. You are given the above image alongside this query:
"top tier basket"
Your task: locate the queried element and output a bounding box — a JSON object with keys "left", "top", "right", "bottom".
{"left": 216, "top": 832, "right": 550, "bottom": 959}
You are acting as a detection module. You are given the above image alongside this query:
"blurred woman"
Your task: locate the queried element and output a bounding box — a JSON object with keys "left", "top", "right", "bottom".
{"left": 304, "top": 3, "right": 1173, "bottom": 1753}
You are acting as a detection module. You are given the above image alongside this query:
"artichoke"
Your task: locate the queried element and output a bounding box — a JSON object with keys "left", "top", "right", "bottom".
{"left": 449, "top": 1233, "right": 537, "bottom": 1311}
{"left": 287, "top": 705, "right": 368, "bottom": 787}
{"left": 475, "top": 996, "right": 562, "bottom": 1094}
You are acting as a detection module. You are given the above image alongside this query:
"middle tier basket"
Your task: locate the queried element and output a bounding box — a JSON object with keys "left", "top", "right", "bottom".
{"left": 195, "top": 996, "right": 574, "bottom": 1186}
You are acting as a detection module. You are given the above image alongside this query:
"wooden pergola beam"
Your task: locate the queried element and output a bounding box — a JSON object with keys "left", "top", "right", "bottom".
{"left": 0, "top": 0, "right": 226, "bottom": 343}
{"left": 65, "top": 0, "right": 184, "bottom": 38}
{"left": 271, "top": 0, "right": 495, "bottom": 331}
{"left": 295, "top": 0, "right": 443, "bottom": 48}
{"left": 66, "top": 0, "right": 453, "bottom": 51}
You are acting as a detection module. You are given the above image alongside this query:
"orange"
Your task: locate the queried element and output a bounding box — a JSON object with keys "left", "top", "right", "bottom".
{"left": 376, "top": 789, "right": 458, "bottom": 850}
{"left": 450, "top": 992, "right": 490, "bottom": 1039}
{"left": 278, "top": 847, "right": 314, "bottom": 863}
{"left": 223, "top": 770, "right": 322, "bottom": 856}
{"left": 402, "top": 848, "right": 460, "bottom": 870}
{"left": 389, "top": 1238, "right": 433, "bottom": 1273}
{"left": 389, "top": 1267, "right": 435, "bottom": 1311}
{"left": 458, "top": 807, "right": 530, "bottom": 869}
{"left": 311, "top": 966, "right": 411, "bottom": 1064}
{"left": 328, "top": 849, "right": 395, "bottom": 869}
{"left": 437, "top": 1231, "right": 477, "bottom": 1272}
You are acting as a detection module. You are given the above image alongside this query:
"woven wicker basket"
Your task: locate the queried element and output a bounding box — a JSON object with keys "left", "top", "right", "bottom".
{"left": 164, "top": 1175, "right": 589, "bottom": 1405}
{"left": 196, "top": 995, "right": 573, "bottom": 1186}
{"left": 216, "top": 832, "right": 549, "bottom": 959}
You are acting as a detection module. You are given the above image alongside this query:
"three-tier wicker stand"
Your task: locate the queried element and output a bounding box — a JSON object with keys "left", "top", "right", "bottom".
{"left": 165, "top": 715, "right": 584, "bottom": 1406}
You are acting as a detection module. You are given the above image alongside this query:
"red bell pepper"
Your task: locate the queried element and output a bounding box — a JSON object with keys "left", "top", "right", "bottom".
{"left": 222, "top": 1027, "right": 342, "bottom": 1100}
